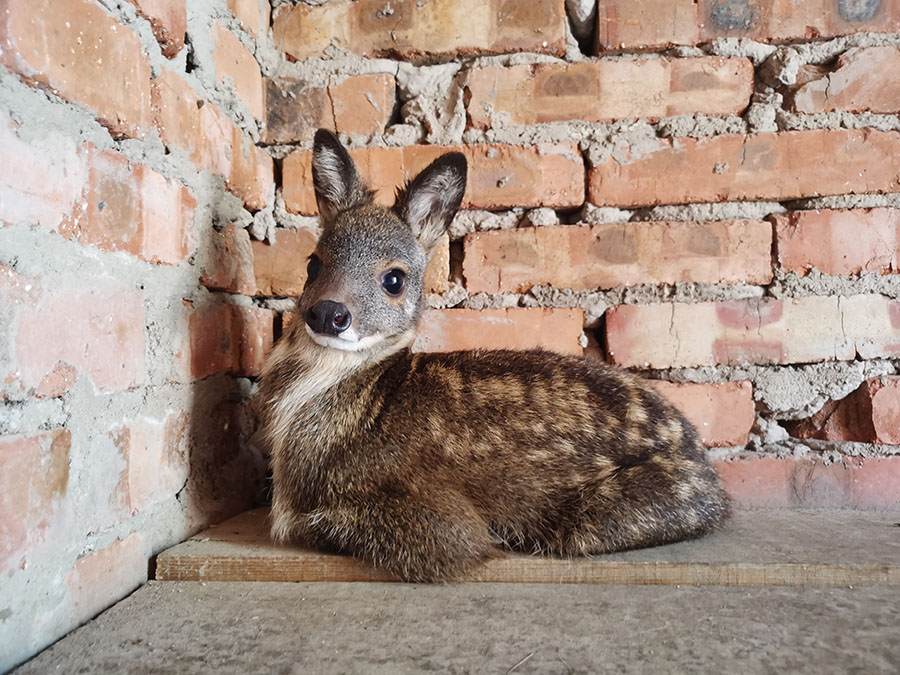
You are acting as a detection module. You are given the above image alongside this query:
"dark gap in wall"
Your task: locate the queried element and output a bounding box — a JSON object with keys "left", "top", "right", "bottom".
{"left": 449, "top": 240, "right": 465, "bottom": 286}
{"left": 184, "top": 33, "right": 200, "bottom": 74}
{"left": 592, "top": 313, "right": 609, "bottom": 360}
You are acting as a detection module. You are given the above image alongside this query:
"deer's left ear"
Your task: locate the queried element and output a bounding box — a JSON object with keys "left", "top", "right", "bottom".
{"left": 394, "top": 153, "right": 467, "bottom": 255}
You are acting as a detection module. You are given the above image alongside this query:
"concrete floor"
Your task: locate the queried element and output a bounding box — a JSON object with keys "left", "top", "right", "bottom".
{"left": 15, "top": 581, "right": 900, "bottom": 674}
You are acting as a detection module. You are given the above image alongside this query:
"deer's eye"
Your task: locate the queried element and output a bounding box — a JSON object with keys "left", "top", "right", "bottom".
{"left": 307, "top": 254, "right": 322, "bottom": 281}
{"left": 381, "top": 268, "right": 406, "bottom": 296}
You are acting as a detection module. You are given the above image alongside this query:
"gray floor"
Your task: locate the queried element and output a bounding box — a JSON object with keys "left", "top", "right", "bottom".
{"left": 16, "top": 580, "right": 900, "bottom": 674}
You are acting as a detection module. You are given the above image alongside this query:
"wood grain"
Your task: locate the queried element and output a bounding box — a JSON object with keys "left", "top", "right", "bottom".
{"left": 155, "top": 508, "right": 900, "bottom": 587}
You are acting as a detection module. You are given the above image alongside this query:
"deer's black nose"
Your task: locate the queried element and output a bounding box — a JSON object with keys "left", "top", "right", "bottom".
{"left": 306, "top": 300, "right": 352, "bottom": 336}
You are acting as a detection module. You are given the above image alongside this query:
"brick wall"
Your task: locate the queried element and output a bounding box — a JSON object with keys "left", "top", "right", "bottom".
{"left": 0, "top": 0, "right": 272, "bottom": 668}
{"left": 2, "top": 0, "right": 900, "bottom": 667}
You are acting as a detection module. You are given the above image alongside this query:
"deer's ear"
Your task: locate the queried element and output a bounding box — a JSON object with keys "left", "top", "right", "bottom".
{"left": 312, "top": 129, "right": 372, "bottom": 222}
{"left": 394, "top": 152, "right": 467, "bottom": 254}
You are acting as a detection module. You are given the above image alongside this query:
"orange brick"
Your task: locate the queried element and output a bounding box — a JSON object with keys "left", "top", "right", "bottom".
{"left": 329, "top": 73, "right": 396, "bottom": 136}
{"left": 229, "top": 128, "right": 274, "bottom": 210}
{"left": 0, "top": 0, "right": 152, "bottom": 139}
{"left": 15, "top": 285, "right": 145, "bottom": 391}
{"left": 606, "top": 294, "right": 900, "bottom": 369}
{"left": 283, "top": 143, "right": 584, "bottom": 215}
{"left": 201, "top": 224, "right": 257, "bottom": 295}
{"left": 56, "top": 146, "right": 193, "bottom": 264}
{"left": 0, "top": 430, "right": 70, "bottom": 573}
{"left": 774, "top": 208, "right": 900, "bottom": 277}
{"left": 463, "top": 220, "right": 772, "bottom": 294}
{"left": 212, "top": 21, "right": 264, "bottom": 121}
{"left": 412, "top": 308, "right": 584, "bottom": 356}
{"left": 596, "top": 0, "right": 900, "bottom": 51}
{"left": 588, "top": 129, "right": 900, "bottom": 208}
{"left": 650, "top": 381, "right": 755, "bottom": 447}
{"left": 228, "top": 0, "right": 269, "bottom": 37}
{"left": 66, "top": 534, "right": 146, "bottom": 623}
{"left": 126, "top": 0, "right": 186, "bottom": 58}
{"left": 251, "top": 228, "right": 318, "bottom": 296}
{"left": 466, "top": 58, "right": 752, "bottom": 128}
{"left": 789, "top": 376, "right": 900, "bottom": 444}
{"left": 0, "top": 110, "right": 87, "bottom": 230}
{"left": 791, "top": 46, "right": 900, "bottom": 114}
{"left": 189, "top": 303, "right": 274, "bottom": 378}
{"left": 272, "top": 0, "right": 566, "bottom": 60}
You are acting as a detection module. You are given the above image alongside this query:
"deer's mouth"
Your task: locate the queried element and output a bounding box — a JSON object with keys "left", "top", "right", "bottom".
{"left": 305, "top": 323, "right": 383, "bottom": 352}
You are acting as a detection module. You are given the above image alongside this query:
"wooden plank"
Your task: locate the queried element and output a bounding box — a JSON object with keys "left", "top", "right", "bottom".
{"left": 155, "top": 508, "right": 900, "bottom": 587}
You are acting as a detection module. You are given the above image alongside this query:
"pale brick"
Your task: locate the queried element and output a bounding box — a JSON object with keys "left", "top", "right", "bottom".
{"left": 412, "top": 308, "right": 584, "bottom": 356}
{"left": 272, "top": 0, "right": 566, "bottom": 60}
{"left": 605, "top": 294, "right": 900, "bottom": 369}
{"left": 228, "top": 0, "right": 268, "bottom": 37}
{"left": 283, "top": 143, "right": 584, "bottom": 215}
{"left": 251, "top": 228, "right": 318, "bottom": 296}
{"left": 66, "top": 533, "right": 146, "bottom": 623}
{"left": 466, "top": 58, "right": 753, "bottom": 128}
{"left": 463, "top": 220, "right": 773, "bottom": 294}
{"left": 791, "top": 46, "right": 900, "bottom": 114}
{"left": 137, "top": 165, "right": 195, "bottom": 265}
{"left": 126, "top": 0, "right": 187, "bottom": 58}
{"left": 596, "top": 0, "right": 900, "bottom": 51}
{"left": 650, "top": 381, "right": 755, "bottom": 447}
{"left": 212, "top": 21, "right": 264, "bottom": 121}
{"left": 329, "top": 73, "right": 396, "bottom": 136}
{"left": 789, "top": 376, "right": 900, "bottom": 444}
{"left": 774, "top": 208, "right": 900, "bottom": 276}
{"left": 0, "top": 111, "right": 87, "bottom": 230}
{"left": 589, "top": 129, "right": 900, "bottom": 208}
{"left": 0, "top": 0, "right": 152, "bottom": 138}
{"left": 201, "top": 224, "right": 257, "bottom": 295}
{"left": 0, "top": 430, "right": 70, "bottom": 572}
{"left": 110, "top": 413, "right": 188, "bottom": 514}
{"left": 424, "top": 234, "right": 450, "bottom": 295}
{"left": 15, "top": 286, "right": 145, "bottom": 391}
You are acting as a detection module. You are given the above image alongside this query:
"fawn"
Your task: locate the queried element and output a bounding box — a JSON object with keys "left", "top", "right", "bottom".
{"left": 258, "top": 129, "right": 730, "bottom": 582}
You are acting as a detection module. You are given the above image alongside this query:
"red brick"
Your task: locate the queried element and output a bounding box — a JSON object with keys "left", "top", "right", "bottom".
{"left": 790, "top": 46, "right": 900, "bottom": 114}
{"left": 189, "top": 303, "right": 274, "bottom": 378}
{"left": 230, "top": 129, "right": 274, "bottom": 211}
{"left": 650, "top": 381, "right": 755, "bottom": 447}
{"left": 774, "top": 208, "right": 900, "bottom": 277}
{"left": 714, "top": 455, "right": 900, "bottom": 509}
{"left": 110, "top": 412, "right": 188, "bottom": 514}
{"left": 596, "top": 0, "right": 900, "bottom": 52}
{"left": 202, "top": 224, "right": 256, "bottom": 295}
{"left": 56, "top": 146, "right": 193, "bottom": 264}
{"left": 589, "top": 129, "right": 900, "bottom": 208}
{"left": 606, "top": 294, "right": 900, "bottom": 369}
{"left": 412, "top": 308, "right": 584, "bottom": 356}
{"left": 126, "top": 0, "right": 186, "bottom": 58}
{"left": 0, "top": 0, "right": 152, "bottom": 139}
{"left": 467, "top": 58, "right": 752, "bottom": 128}
{"left": 283, "top": 143, "right": 584, "bottom": 215}
{"left": 789, "top": 376, "right": 900, "bottom": 444}
{"left": 212, "top": 21, "right": 264, "bottom": 121}
{"left": 251, "top": 228, "right": 317, "bottom": 297}
{"left": 66, "top": 533, "right": 146, "bottom": 622}
{"left": 0, "top": 111, "right": 87, "bottom": 230}
{"left": 272, "top": 0, "right": 566, "bottom": 60}
{"left": 15, "top": 285, "right": 145, "bottom": 392}
{"left": 463, "top": 220, "right": 772, "bottom": 294}
{"left": 228, "top": 0, "right": 269, "bottom": 37}
{"left": 0, "top": 430, "right": 70, "bottom": 572}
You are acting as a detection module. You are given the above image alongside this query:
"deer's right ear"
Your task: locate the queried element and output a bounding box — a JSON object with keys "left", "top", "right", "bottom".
{"left": 312, "top": 129, "right": 371, "bottom": 222}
